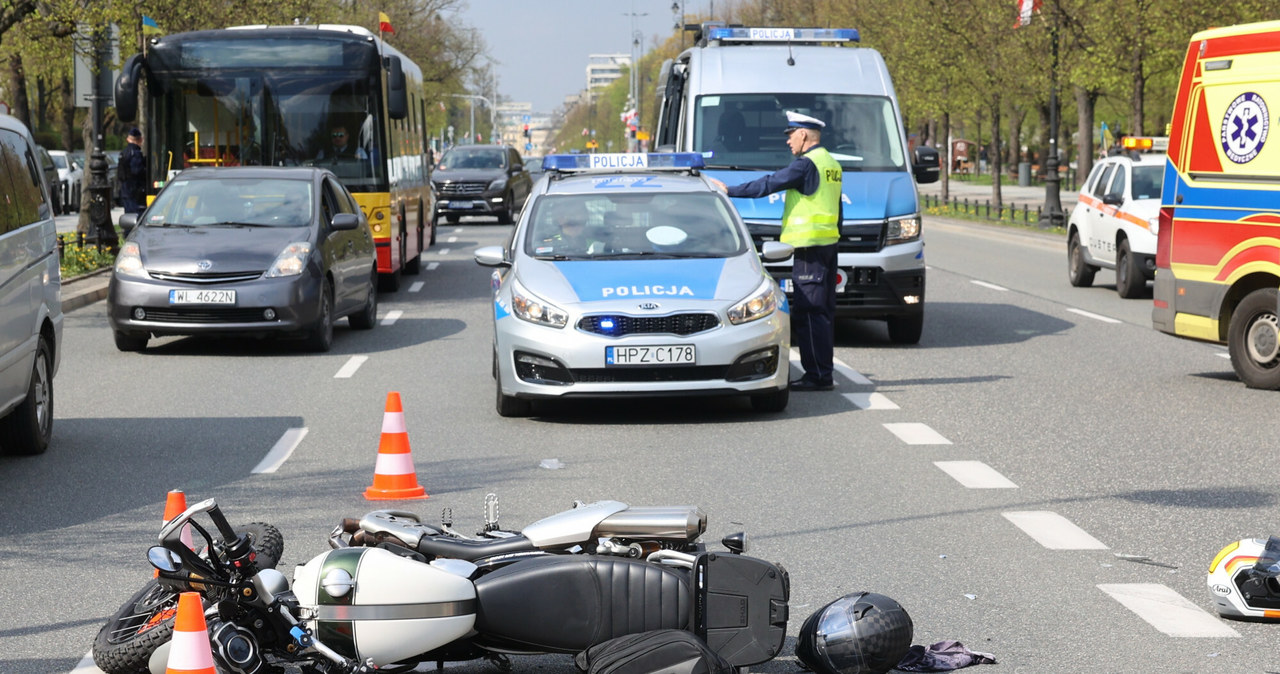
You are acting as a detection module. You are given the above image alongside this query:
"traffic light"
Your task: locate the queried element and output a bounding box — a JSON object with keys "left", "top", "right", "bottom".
{"left": 523, "top": 124, "right": 531, "bottom": 139}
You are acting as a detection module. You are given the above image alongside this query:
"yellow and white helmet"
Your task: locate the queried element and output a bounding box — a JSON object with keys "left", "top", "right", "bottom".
{"left": 1208, "top": 535, "right": 1280, "bottom": 620}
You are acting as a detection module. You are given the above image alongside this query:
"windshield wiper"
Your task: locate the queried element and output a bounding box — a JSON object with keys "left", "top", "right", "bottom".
{"left": 204, "top": 221, "right": 276, "bottom": 228}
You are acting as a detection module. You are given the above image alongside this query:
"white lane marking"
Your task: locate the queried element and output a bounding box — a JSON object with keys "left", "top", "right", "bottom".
{"left": 845, "top": 392, "right": 899, "bottom": 410}
{"left": 70, "top": 652, "right": 103, "bottom": 673}
{"left": 427, "top": 262, "right": 440, "bottom": 271}
{"left": 447, "top": 236, "right": 458, "bottom": 243}
{"left": 453, "top": 227, "right": 463, "bottom": 233}
{"left": 883, "top": 423, "right": 951, "bottom": 445}
{"left": 832, "top": 356, "right": 874, "bottom": 385}
{"left": 1067, "top": 307, "right": 1122, "bottom": 324}
{"left": 934, "top": 461, "right": 1018, "bottom": 488}
{"left": 970, "top": 280, "right": 1008, "bottom": 291}
{"left": 381, "top": 310, "right": 404, "bottom": 326}
{"left": 409, "top": 281, "right": 425, "bottom": 293}
{"left": 1002, "top": 511, "right": 1108, "bottom": 549}
{"left": 1216, "top": 352, "right": 1230, "bottom": 359}
{"left": 438, "top": 248, "right": 451, "bottom": 255}
{"left": 1098, "top": 584, "right": 1240, "bottom": 638}
{"left": 334, "top": 355, "right": 368, "bottom": 379}
{"left": 252, "top": 427, "right": 309, "bottom": 474}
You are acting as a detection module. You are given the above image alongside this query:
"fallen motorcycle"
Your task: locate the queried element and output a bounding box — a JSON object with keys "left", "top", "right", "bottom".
{"left": 93, "top": 495, "right": 790, "bottom": 674}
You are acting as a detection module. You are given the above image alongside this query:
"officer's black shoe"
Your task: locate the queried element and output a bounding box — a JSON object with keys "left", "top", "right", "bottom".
{"left": 789, "top": 378, "right": 834, "bottom": 391}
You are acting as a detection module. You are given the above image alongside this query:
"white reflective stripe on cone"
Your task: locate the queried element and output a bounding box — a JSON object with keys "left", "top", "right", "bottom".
{"left": 381, "top": 412, "right": 407, "bottom": 434}
{"left": 167, "top": 629, "right": 216, "bottom": 670}
{"left": 374, "top": 452, "right": 417, "bottom": 475}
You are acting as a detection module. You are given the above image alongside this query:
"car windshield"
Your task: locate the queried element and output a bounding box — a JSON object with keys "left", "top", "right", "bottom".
{"left": 524, "top": 192, "right": 744, "bottom": 260}
{"left": 143, "top": 178, "right": 313, "bottom": 227}
{"left": 1131, "top": 165, "right": 1163, "bottom": 200}
{"left": 51, "top": 154, "right": 68, "bottom": 169}
{"left": 439, "top": 148, "right": 506, "bottom": 170}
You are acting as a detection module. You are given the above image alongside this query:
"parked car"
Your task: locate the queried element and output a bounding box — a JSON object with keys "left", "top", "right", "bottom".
{"left": 431, "top": 144, "right": 532, "bottom": 225}
{"left": 34, "top": 145, "right": 61, "bottom": 215}
{"left": 47, "top": 149, "right": 83, "bottom": 213}
{"left": 0, "top": 115, "right": 63, "bottom": 455}
{"left": 107, "top": 167, "right": 378, "bottom": 353}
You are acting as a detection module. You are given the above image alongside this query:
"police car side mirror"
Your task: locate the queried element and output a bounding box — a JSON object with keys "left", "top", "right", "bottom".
{"left": 760, "top": 240, "right": 794, "bottom": 262}
{"left": 1102, "top": 193, "right": 1123, "bottom": 206}
{"left": 474, "top": 245, "right": 510, "bottom": 268}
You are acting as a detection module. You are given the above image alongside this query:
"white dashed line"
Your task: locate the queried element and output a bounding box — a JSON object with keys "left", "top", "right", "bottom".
{"left": 438, "top": 248, "right": 451, "bottom": 255}
{"left": 1216, "top": 352, "right": 1230, "bottom": 359}
{"left": 427, "top": 262, "right": 440, "bottom": 271}
{"left": 832, "top": 357, "right": 874, "bottom": 385}
{"left": 447, "top": 236, "right": 458, "bottom": 243}
{"left": 334, "top": 355, "right": 368, "bottom": 379}
{"left": 252, "top": 427, "right": 309, "bottom": 474}
{"left": 381, "top": 310, "right": 404, "bottom": 326}
{"left": 1002, "top": 511, "right": 1108, "bottom": 549}
{"left": 453, "top": 227, "right": 463, "bottom": 233}
{"left": 883, "top": 423, "right": 951, "bottom": 445}
{"left": 845, "top": 392, "right": 899, "bottom": 410}
{"left": 1067, "top": 307, "right": 1121, "bottom": 324}
{"left": 409, "top": 281, "right": 425, "bottom": 293}
{"left": 934, "top": 461, "right": 1018, "bottom": 488}
{"left": 1098, "top": 584, "right": 1240, "bottom": 637}
{"left": 970, "top": 280, "right": 1008, "bottom": 291}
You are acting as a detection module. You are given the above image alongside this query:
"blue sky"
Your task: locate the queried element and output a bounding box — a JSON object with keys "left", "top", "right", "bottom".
{"left": 452, "top": 0, "right": 712, "bottom": 114}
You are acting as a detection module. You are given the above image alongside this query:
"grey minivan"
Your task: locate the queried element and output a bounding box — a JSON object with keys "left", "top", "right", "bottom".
{"left": 0, "top": 115, "right": 63, "bottom": 455}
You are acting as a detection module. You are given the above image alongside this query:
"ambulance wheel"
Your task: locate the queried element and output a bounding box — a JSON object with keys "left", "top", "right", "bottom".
{"left": 1115, "top": 239, "right": 1145, "bottom": 299}
{"left": 1228, "top": 287, "right": 1280, "bottom": 390}
{"left": 1068, "top": 231, "right": 1096, "bottom": 288}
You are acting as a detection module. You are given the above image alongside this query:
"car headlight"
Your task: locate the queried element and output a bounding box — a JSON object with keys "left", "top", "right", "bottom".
{"left": 728, "top": 277, "right": 778, "bottom": 325}
{"left": 264, "top": 242, "right": 312, "bottom": 278}
{"left": 885, "top": 215, "right": 921, "bottom": 245}
{"left": 114, "top": 241, "right": 146, "bottom": 277}
{"left": 1148, "top": 216, "right": 1159, "bottom": 236}
{"left": 489, "top": 177, "right": 508, "bottom": 191}
{"left": 511, "top": 281, "right": 568, "bottom": 328}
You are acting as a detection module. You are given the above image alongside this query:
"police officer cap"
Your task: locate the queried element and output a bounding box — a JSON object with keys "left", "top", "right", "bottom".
{"left": 784, "top": 110, "right": 825, "bottom": 132}
{"left": 128, "top": 127, "right": 142, "bottom": 138}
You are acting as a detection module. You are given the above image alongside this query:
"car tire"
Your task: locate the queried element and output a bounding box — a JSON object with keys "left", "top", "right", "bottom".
{"left": 0, "top": 337, "right": 54, "bottom": 456}
{"left": 1228, "top": 287, "right": 1280, "bottom": 390}
{"left": 304, "top": 282, "right": 334, "bottom": 352}
{"left": 495, "top": 192, "right": 513, "bottom": 225}
{"left": 113, "top": 331, "right": 148, "bottom": 352}
{"left": 750, "top": 387, "right": 789, "bottom": 413}
{"left": 1068, "top": 231, "right": 1097, "bottom": 287}
{"left": 349, "top": 270, "right": 378, "bottom": 330}
{"left": 1115, "top": 239, "right": 1145, "bottom": 299}
{"left": 496, "top": 380, "right": 532, "bottom": 417}
{"left": 887, "top": 313, "right": 924, "bottom": 345}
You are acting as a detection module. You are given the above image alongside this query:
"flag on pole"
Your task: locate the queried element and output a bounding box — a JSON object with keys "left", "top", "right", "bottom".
{"left": 1100, "top": 122, "right": 1115, "bottom": 152}
{"left": 1014, "top": 0, "right": 1041, "bottom": 27}
{"left": 142, "top": 15, "right": 163, "bottom": 35}
{"left": 379, "top": 12, "right": 395, "bottom": 34}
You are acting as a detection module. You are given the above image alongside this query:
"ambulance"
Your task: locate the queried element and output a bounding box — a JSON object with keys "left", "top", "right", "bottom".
{"left": 1153, "top": 20, "right": 1280, "bottom": 389}
{"left": 653, "top": 25, "right": 939, "bottom": 344}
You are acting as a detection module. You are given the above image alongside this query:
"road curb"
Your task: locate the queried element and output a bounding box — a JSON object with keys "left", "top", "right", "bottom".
{"left": 61, "top": 268, "right": 111, "bottom": 313}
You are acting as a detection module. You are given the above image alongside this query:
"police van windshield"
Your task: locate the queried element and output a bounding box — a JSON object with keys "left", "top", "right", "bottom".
{"left": 695, "top": 94, "right": 907, "bottom": 172}
{"left": 525, "top": 193, "right": 744, "bottom": 260}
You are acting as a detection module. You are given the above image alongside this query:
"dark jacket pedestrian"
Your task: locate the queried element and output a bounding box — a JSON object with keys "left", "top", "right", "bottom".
{"left": 119, "top": 128, "right": 147, "bottom": 214}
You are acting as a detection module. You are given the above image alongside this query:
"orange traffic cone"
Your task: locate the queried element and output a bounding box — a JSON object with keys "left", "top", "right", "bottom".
{"left": 364, "top": 392, "right": 428, "bottom": 500}
{"left": 165, "top": 592, "right": 216, "bottom": 674}
{"left": 156, "top": 490, "right": 194, "bottom": 577}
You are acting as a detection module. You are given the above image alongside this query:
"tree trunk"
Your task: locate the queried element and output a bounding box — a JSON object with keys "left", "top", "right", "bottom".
{"left": 60, "top": 73, "right": 74, "bottom": 152}
{"left": 1007, "top": 105, "right": 1025, "bottom": 167}
{"left": 940, "top": 111, "right": 950, "bottom": 201}
{"left": 1130, "top": 44, "right": 1145, "bottom": 136}
{"left": 1036, "top": 102, "right": 1050, "bottom": 176}
{"left": 1075, "top": 86, "right": 1099, "bottom": 190}
{"left": 77, "top": 118, "right": 91, "bottom": 235}
{"left": 989, "top": 103, "right": 1002, "bottom": 210}
{"left": 8, "top": 53, "right": 30, "bottom": 129}
{"left": 36, "top": 75, "right": 48, "bottom": 131}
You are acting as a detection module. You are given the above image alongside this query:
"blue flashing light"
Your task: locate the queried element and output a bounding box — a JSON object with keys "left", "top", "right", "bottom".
{"left": 707, "top": 27, "right": 859, "bottom": 43}
{"left": 599, "top": 318, "right": 616, "bottom": 331}
{"left": 542, "top": 152, "right": 705, "bottom": 173}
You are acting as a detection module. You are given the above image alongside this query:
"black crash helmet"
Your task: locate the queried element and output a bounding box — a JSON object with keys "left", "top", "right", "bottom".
{"left": 795, "top": 592, "right": 913, "bottom": 674}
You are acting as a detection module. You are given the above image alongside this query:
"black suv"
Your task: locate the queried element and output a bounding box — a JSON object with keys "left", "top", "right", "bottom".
{"left": 431, "top": 145, "right": 532, "bottom": 225}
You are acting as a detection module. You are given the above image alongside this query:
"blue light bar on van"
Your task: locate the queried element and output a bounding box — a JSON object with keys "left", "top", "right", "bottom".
{"left": 542, "top": 153, "right": 705, "bottom": 172}
{"left": 707, "top": 27, "right": 859, "bottom": 43}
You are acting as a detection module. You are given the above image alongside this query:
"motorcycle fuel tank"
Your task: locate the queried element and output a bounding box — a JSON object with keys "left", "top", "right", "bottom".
{"left": 294, "top": 547, "right": 477, "bottom": 666}
{"left": 521, "top": 501, "right": 706, "bottom": 547}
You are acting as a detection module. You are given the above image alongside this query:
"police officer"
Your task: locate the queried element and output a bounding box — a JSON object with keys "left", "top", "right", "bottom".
{"left": 119, "top": 127, "right": 148, "bottom": 215}
{"left": 710, "top": 110, "right": 841, "bottom": 391}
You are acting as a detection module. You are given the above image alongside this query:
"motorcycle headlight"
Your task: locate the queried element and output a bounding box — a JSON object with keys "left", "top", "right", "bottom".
{"left": 511, "top": 281, "right": 568, "bottom": 328}
{"left": 728, "top": 278, "right": 778, "bottom": 325}
{"left": 264, "top": 242, "right": 312, "bottom": 278}
{"left": 489, "top": 177, "right": 508, "bottom": 191}
{"left": 114, "top": 241, "right": 146, "bottom": 277}
{"left": 885, "top": 215, "right": 921, "bottom": 245}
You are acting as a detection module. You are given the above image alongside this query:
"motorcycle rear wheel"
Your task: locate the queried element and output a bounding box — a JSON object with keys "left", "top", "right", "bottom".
{"left": 91, "top": 522, "right": 284, "bottom": 674}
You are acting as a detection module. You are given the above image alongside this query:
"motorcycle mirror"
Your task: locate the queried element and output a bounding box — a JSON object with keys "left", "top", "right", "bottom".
{"left": 148, "top": 546, "right": 182, "bottom": 573}
{"left": 722, "top": 532, "right": 748, "bottom": 554}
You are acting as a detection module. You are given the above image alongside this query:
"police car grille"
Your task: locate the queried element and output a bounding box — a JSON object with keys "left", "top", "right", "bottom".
{"left": 578, "top": 313, "right": 720, "bottom": 336}
{"left": 571, "top": 365, "right": 729, "bottom": 383}
{"left": 136, "top": 307, "right": 276, "bottom": 324}
{"left": 437, "top": 181, "right": 487, "bottom": 196}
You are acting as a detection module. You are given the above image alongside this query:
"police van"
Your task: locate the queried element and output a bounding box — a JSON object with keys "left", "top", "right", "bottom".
{"left": 1152, "top": 20, "right": 1280, "bottom": 389}
{"left": 653, "top": 24, "right": 939, "bottom": 344}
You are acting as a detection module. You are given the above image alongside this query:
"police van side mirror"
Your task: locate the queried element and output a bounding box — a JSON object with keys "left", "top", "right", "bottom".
{"left": 912, "top": 146, "right": 940, "bottom": 184}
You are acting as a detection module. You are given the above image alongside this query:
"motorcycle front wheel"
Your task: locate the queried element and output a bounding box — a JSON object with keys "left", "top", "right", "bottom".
{"left": 91, "top": 522, "right": 284, "bottom": 674}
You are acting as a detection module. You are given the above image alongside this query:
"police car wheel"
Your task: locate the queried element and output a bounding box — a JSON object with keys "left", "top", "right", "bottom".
{"left": 1115, "top": 239, "right": 1145, "bottom": 299}
{"left": 1068, "top": 231, "right": 1096, "bottom": 288}
{"left": 1228, "top": 288, "right": 1280, "bottom": 390}
{"left": 496, "top": 381, "right": 533, "bottom": 417}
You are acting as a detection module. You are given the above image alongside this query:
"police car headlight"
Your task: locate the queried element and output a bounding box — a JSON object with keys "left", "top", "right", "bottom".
{"left": 885, "top": 215, "right": 921, "bottom": 245}
{"left": 511, "top": 282, "right": 568, "bottom": 328}
{"left": 728, "top": 278, "right": 777, "bottom": 325}
{"left": 114, "top": 241, "right": 147, "bottom": 278}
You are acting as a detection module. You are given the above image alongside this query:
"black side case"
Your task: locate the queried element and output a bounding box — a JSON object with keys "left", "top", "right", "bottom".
{"left": 574, "top": 629, "right": 732, "bottom": 674}
{"left": 693, "top": 552, "right": 789, "bottom": 666}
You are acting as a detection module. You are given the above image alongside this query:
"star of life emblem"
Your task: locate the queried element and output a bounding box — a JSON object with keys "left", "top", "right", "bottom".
{"left": 1220, "top": 92, "right": 1269, "bottom": 164}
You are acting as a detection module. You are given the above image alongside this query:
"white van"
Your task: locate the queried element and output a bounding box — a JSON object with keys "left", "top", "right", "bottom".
{"left": 0, "top": 114, "right": 62, "bottom": 454}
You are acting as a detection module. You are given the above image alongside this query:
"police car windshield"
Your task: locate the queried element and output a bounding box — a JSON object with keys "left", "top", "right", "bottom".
{"left": 526, "top": 193, "right": 745, "bottom": 260}
{"left": 143, "top": 178, "right": 314, "bottom": 227}
{"left": 695, "top": 94, "right": 907, "bottom": 171}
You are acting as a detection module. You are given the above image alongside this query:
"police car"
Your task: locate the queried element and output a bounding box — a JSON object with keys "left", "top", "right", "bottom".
{"left": 474, "top": 152, "right": 793, "bottom": 417}
{"left": 1067, "top": 136, "right": 1166, "bottom": 298}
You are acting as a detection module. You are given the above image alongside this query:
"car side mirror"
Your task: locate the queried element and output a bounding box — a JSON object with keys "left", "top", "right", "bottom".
{"left": 331, "top": 213, "right": 360, "bottom": 231}
{"left": 760, "top": 240, "right": 794, "bottom": 262}
{"left": 912, "top": 146, "right": 940, "bottom": 184}
{"left": 119, "top": 212, "right": 139, "bottom": 234}
{"left": 148, "top": 546, "right": 181, "bottom": 573}
{"left": 474, "top": 245, "right": 510, "bottom": 268}
{"left": 1102, "top": 193, "right": 1123, "bottom": 206}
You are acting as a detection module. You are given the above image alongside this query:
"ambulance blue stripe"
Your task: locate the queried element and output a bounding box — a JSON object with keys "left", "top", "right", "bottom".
{"left": 553, "top": 259, "right": 726, "bottom": 301}
{"left": 1163, "top": 164, "right": 1280, "bottom": 213}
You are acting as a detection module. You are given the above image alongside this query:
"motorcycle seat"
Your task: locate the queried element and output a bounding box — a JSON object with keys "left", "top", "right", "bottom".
{"left": 415, "top": 534, "right": 539, "bottom": 562}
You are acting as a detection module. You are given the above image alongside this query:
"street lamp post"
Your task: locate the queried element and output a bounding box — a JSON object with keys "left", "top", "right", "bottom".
{"left": 448, "top": 94, "right": 496, "bottom": 144}
{"left": 1038, "top": 11, "right": 1065, "bottom": 228}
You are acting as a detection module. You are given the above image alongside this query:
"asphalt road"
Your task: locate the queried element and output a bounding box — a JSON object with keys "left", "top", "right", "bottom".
{"left": 2, "top": 214, "right": 1277, "bottom": 674}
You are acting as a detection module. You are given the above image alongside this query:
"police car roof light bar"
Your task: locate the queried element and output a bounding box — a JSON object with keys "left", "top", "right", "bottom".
{"left": 542, "top": 152, "right": 705, "bottom": 173}
{"left": 707, "top": 27, "right": 859, "bottom": 44}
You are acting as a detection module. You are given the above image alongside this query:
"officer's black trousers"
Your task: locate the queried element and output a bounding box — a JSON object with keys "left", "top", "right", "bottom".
{"left": 791, "top": 243, "right": 837, "bottom": 384}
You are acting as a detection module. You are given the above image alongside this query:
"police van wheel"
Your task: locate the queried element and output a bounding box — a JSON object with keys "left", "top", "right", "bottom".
{"left": 887, "top": 313, "right": 923, "bottom": 345}
{"left": 750, "top": 387, "right": 789, "bottom": 413}
{"left": 1228, "top": 288, "right": 1280, "bottom": 390}
{"left": 1068, "top": 231, "right": 1096, "bottom": 288}
{"left": 1115, "top": 239, "right": 1145, "bottom": 299}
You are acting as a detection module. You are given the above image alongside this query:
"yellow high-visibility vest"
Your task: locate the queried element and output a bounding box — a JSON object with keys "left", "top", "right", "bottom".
{"left": 781, "top": 147, "right": 842, "bottom": 247}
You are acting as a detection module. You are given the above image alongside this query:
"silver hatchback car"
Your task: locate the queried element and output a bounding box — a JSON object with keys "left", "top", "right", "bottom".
{"left": 475, "top": 153, "right": 793, "bottom": 417}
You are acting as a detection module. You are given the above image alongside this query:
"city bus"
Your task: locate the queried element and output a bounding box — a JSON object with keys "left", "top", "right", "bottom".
{"left": 114, "top": 24, "right": 432, "bottom": 290}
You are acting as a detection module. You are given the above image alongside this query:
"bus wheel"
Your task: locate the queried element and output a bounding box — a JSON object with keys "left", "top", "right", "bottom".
{"left": 1228, "top": 287, "right": 1280, "bottom": 390}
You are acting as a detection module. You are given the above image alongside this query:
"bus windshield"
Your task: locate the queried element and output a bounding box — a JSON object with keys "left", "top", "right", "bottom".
{"left": 694, "top": 93, "right": 907, "bottom": 172}
{"left": 152, "top": 72, "right": 386, "bottom": 192}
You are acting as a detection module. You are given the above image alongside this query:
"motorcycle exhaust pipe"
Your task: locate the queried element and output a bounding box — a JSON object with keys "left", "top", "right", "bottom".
{"left": 594, "top": 506, "right": 706, "bottom": 541}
